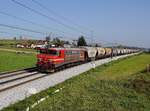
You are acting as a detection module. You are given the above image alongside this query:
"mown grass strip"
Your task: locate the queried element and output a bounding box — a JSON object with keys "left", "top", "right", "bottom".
{"left": 0, "top": 51, "right": 36, "bottom": 72}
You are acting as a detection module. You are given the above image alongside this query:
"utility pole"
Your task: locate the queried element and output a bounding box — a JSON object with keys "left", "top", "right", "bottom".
{"left": 91, "top": 30, "right": 94, "bottom": 46}
{"left": 45, "top": 32, "right": 52, "bottom": 48}
{"left": 90, "top": 30, "right": 96, "bottom": 69}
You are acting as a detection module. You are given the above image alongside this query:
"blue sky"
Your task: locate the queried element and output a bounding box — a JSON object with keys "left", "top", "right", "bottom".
{"left": 0, "top": 0, "right": 150, "bottom": 48}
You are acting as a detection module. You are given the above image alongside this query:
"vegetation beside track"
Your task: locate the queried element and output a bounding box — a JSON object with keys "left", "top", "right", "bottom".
{"left": 0, "top": 39, "right": 17, "bottom": 47}
{"left": 0, "top": 46, "right": 37, "bottom": 53}
{"left": 1, "top": 53, "right": 150, "bottom": 111}
{"left": 0, "top": 39, "right": 37, "bottom": 53}
{"left": 0, "top": 51, "right": 36, "bottom": 73}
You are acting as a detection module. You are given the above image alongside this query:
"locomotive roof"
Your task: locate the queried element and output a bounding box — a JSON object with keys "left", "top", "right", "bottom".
{"left": 40, "top": 47, "right": 85, "bottom": 51}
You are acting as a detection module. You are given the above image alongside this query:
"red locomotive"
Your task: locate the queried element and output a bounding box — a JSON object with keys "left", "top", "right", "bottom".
{"left": 37, "top": 48, "right": 86, "bottom": 72}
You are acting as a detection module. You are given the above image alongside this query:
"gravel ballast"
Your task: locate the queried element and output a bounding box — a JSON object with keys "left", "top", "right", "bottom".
{"left": 0, "top": 53, "right": 138, "bottom": 110}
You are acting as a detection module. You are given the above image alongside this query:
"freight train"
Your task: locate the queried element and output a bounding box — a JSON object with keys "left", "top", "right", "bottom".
{"left": 36, "top": 47, "right": 139, "bottom": 72}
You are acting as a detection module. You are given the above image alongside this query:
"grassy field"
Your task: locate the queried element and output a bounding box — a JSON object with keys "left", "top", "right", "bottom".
{"left": 0, "top": 39, "right": 17, "bottom": 46}
{"left": 0, "top": 46, "right": 37, "bottom": 53}
{"left": 0, "top": 39, "right": 37, "bottom": 52}
{"left": 1, "top": 53, "right": 150, "bottom": 111}
{"left": 0, "top": 51, "right": 36, "bottom": 72}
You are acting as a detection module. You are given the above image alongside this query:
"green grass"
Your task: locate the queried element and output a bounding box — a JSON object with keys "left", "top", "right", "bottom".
{"left": 0, "top": 39, "right": 17, "bottom": 46}
{"left": 97, "top": 53, "right": 150, "bottom": 80}
{"left": 1, "top": 53, "right": 150, "bottom": 111}
{"left": 0, "top": 51, "right": 36, "bottom": 72}
{"left": 0, "top": 39, "right": 37, "bottom": 53}
{"left": 0, "top": 46, "right": 37, "bottom": 53}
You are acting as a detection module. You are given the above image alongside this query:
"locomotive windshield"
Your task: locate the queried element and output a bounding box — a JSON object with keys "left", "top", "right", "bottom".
{"left": 40, "top": 49, "right": 59, "bottom": 56}
{"left": 47, "top": 50, "right": 59, "bottom": 55}
{"left": 40, "top": 49, "right": 47, "bottom": 54}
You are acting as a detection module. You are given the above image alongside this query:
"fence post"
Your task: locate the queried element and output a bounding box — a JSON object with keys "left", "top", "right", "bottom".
{"left": 147, "top": 64, "right": 150, "bottom": 73}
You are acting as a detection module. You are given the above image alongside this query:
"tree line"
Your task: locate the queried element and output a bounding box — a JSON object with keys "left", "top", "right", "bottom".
{"left": 12, "top": 35, "right": 88, "bottom": 47}
{"left": 45, "top": 35, "right": 87, "bottom": 47}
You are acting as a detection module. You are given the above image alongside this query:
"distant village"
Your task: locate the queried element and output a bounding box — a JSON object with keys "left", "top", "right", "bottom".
{"left": 16, "top": 39, "right": 77, "bottom": 49}
{"left": 3, "top": 36, "right": 88, "bottom": 49}
{"left": 11, "top": 36, "right": 102, "bottom": 49}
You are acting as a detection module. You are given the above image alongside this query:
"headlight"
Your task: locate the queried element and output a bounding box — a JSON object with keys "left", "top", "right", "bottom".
{"left": 38, "top": 58, "right": 42, "bottom": 61}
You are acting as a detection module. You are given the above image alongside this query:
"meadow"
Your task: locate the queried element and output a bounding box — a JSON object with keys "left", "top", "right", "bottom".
{"left": 0, "top": 39, "right": 36, "bottom": 52}
{"left": 2, "top": 53, "right": 150, "bottom": 111}
{"left": 0, "top": 39, "right": 17, "bottom": 46}
{"left": 0, "top": 51, "right": 36, "bottom": 72}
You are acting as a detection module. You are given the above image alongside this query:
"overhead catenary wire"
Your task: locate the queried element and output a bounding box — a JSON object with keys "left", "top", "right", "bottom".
{"left": 0, "top": 23, "right": 46, "bottom": 35}
{"left": 0, "top": 0, "right": 101, "bottom": 44}
{"left": 0, "top": 11, "right": 77, "bottom": 41}
{"left": 0, "top": 23, "right": 97, "bottom": 46}
{"left": 31, "top": 0, "right": 92, "bottom": 32}
{"left": 0, "top": 31, "right": 39, "bottom": 39}
{"left": 0, "top": 0, "right": 97, "bottom": 43}
{"left": 0, "top": 11, "right": 72, "bottom": 37}
{"left": 0, "top": 30, "right": 77, "bottom": 42}
{"left": 11, "top": 0, "right": 88, "bottom": 36}
{"left": 31, "top": 0, "right": 96, "bottom": 41}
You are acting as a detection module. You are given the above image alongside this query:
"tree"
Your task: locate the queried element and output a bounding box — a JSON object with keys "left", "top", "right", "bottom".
{"left": 77, "top": 36, "right": 87, "bottom": 46}
{"left": 19, "top": 36, "right": 23, "bottom": 40}
{"left": 52, "top": 37, "right": 64, "bottom": 47}
{"left": 13, "top": 37, "right": 17, "bottom": 40}
{"left": 95, "top": 44, "right": 99, "bottom": 47}
{"left": 45, "top": 35, "right": 51, "bottom": 44}
{"left": 64, "top": 41, "right": 70, "bottom": 44}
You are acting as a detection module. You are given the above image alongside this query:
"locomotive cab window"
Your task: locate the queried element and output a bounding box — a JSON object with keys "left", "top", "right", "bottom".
{"left": 40, "top": 49, "right": 47, "bottom": 54}
{"left": 48, "top": 50, "right": 59, "bottom": 56}
{"left": 40, "top": 49, "right": 59, "bottom": 56}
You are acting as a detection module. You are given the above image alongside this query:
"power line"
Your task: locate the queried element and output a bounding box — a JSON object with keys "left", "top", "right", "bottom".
{"left": 0, "top": 11, "right": 70, "bottom": 36}
{"left": 0, "top": 31, "right": 38, "bottom": 39}
{"left": 0, "top": 25, "right": 76, "bottom": 41}
{"left": 0, "top": 30, "right": 78, "bottom": 42}
{"left": 31, "top": 0, "right": 92, "bottom": 32}
{"left": 0, "top": 23, "right": 46, "bottom": 35}
{"left": 11, "top": 0, "right": 88, "bottom": 36}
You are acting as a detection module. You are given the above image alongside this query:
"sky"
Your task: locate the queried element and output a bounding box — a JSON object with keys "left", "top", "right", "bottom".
{"left": 0, "top": 0, "right": 150, "bottom": 48}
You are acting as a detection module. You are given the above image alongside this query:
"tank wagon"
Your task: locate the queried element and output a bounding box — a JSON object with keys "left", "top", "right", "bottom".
{"left": 105, "top": 48, "right": 112, "bottom": 57}
{"left": 82, "top": 47, "right": 97, "bottom": 61}
{"left": 36, "top": 47, "right": 139, "bottom": 72}
{"left": 96, "top": 47, "right": 106, "bottom": 59}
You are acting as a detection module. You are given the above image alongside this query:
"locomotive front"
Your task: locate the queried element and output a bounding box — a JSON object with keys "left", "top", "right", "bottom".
{"left": 36, "top": 48, "right": 64, "bottom": 72}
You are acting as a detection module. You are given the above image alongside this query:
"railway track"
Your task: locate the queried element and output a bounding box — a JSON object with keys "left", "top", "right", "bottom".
{"left": 0, "top": 67, "right": 46, "bottom": 92}
{"left": 0, "top": 67, "right": 37, "bottom": 76}
{"left": 0, "top": 62, "right": 83, "bottom": 92}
